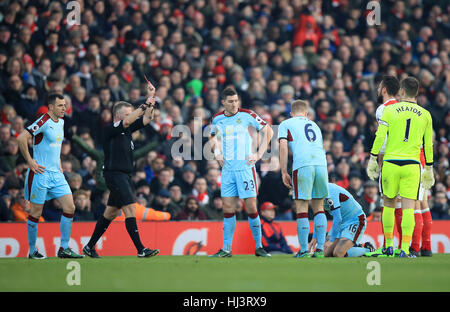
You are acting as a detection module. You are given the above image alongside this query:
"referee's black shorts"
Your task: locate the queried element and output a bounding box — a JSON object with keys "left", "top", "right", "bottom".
{"left": 103, "top": 171, "right": 135, "bottom": 208}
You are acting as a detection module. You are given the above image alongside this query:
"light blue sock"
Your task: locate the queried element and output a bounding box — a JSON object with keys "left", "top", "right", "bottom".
{"left": 60, "top": 215, "right": 73, "bottom": 249}
{"left": 297, "top": 218, "right": 309, "bottom": 253}
{"left": 248, "top": 215, "right": 262, "bottom": 249}
{"left": 222, "top": 215, "right": 236, "bottom": 252}
{"left": 314, "top": 212, "right": 327, "bottom": 251}
{"left": 27, "top": 219, "right": 38, "bottom": 254}
{"left": 347, "top": 247, "right": 370, "bottom": 257}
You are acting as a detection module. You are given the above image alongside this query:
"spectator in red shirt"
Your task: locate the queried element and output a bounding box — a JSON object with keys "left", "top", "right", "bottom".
{"left": 293, "top": 13, "right": 320, "bottom": 50}
{"left": 260, "top": 202, "right": 293, "bottom": 255}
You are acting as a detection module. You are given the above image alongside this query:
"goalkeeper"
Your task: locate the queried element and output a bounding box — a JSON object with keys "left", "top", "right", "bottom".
{"left": 367, "top": 77, "right": 434, "bottom": 258}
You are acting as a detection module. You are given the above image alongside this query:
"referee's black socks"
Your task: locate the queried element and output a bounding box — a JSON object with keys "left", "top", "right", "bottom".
{"left": 125, "top": 217, "right": 145, "bottom": 253}
{"left": 87, "top": 216, "right": 112, "bottom": 249}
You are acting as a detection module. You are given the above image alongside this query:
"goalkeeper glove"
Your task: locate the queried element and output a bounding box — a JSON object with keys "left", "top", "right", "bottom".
{"left": 421, "top": 165, "right": 435, "bottom": 189}
{"left": 366, "top": 154, "right": 380, "bottom": 180}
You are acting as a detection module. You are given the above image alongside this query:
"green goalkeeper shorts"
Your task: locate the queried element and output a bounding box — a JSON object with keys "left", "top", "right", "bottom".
{"left": 381, "top": 160, "right": 421, "bottom": 200}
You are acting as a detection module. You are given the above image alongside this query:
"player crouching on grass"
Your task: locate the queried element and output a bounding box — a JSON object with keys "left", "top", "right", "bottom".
{"left": 82, "top": 81, "right": 159, "bottom": 258}
{"left": 309, "top": 183, "right": 375, "bottom": 257}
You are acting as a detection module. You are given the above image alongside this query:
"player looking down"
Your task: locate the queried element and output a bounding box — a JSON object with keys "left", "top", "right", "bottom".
{"left": 209, "top": 87, "right": 273, "bottom": 258}
{"left": 310, "top": 183, "right": 375, "bottom": 257}
{"left": 278, "top": 100, "right": 329, "bottom": 258}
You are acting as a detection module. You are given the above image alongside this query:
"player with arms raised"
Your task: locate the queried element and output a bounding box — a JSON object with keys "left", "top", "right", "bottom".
{"left": 278, "top": 100, "right": 328, "bottom": 258}
{"left": 18, "top": 93, "right": 83, "bottom": 259}
{"left": 83, "top": 81, "right": 159, "bottom": 258}
{"left": 209, "top": 87, "right": 273, "bottom": 257}
{"left": 367, "top": 77, "right": 434, "bottom": 258}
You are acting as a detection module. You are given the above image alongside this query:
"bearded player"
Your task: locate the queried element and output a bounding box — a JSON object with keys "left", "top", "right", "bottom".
{"left": 367, "top": 77, "right": 435, "bottom": 258}
{"left": 366, "top": 75, "right": 403, "bottom": 257}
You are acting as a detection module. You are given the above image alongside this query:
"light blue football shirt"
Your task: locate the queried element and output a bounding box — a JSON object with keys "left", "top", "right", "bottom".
{"left": 26, "top": 113, "right": 64, "bottom": 173}
{"left": 324, "top": 183, "right": 364, "bottom": 222}
{"left": 277, "top": 116, "right": 326, "bottom": 171}
{"left": 210, "top": 108, "right": 267, "bottom": 171}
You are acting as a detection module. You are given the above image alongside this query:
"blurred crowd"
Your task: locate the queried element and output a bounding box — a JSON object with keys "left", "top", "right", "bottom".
{"left": 0, "top": 0, "right": 449, "bottom": 223}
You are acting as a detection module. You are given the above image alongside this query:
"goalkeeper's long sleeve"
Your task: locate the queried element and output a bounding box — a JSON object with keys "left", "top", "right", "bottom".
{"left": 370, "top": 123, "right": 388, "bottom": 156}
{"left": 423, "top": 113, "right": 434, "bottom": 166}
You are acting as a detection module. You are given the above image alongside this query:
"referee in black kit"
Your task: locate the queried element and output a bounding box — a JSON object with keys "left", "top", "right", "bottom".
{"left": 83, "top": 82, "right": 160, "bottom": 258}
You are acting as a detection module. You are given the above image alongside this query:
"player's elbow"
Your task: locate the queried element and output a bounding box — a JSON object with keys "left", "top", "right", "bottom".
{"left": 17, "top": 131, "right": 30, "bottom": 145}
{"left": 266, "top": 125, "right": 274, "bottom": 137}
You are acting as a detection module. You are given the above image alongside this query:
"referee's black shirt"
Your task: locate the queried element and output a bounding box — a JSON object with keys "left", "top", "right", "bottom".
{"left": 103, "top": 117, "right": 145, "bottom": 173}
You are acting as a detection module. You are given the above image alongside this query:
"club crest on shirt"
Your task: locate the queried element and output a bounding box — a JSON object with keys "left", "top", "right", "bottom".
{"left": 325, "top": 198, "right": 334, "bottom": 210}
{"left": 236, "top": 118, "right": 241, "bottom": 124}
{"left": 225, "top": 125, "right": 233, "bottom": 135}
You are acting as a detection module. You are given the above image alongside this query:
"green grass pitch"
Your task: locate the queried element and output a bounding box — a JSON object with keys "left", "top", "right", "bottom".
{"left": 1, "top": 255, "right": 449, "bottom": 292}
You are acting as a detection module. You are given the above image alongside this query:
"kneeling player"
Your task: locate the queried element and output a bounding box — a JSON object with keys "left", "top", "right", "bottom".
{"left": 313, "top": 183, "right": 374, "bottom": 257}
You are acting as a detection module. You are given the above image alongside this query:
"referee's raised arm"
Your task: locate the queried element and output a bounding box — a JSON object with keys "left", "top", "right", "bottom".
{"left": 113, "top": 80, "right": 156, "bottom": 130}
{"left": 83, "top": 80, "right": 160, "bottom": 258}
{"left": 113, "top": 101, "right": 148, "bottom": 130}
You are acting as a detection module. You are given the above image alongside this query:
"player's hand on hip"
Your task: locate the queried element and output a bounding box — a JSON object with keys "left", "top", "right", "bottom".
{"left": 366, "top": 155, "right": 380, "bottom": 180}
{"left": 246, "top": 153, "right": 258, "bottom": 166}
{"left": 421, "top": 166, "right": 435, "bottom": 189}
{"left": 282, "top": 171, "right": 292, "bottom": 189}
{"left": 28, "top": 159, "right": 45, "bottom": 174}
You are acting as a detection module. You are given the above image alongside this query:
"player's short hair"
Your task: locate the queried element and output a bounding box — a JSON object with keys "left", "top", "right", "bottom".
{"left": 112, "top": 101, "right": 133, "bottom": 117}
{"left": 400, "top": 77, "right": 419, "bottom": 98}
{"left": 381, "top": 75, "right": 400, "bottom": 96}
{"left": 291, "top": 100, "right": 309, "bottom": 113}
{"left": 47, "top": 93, "right": 65, "bottom": 107}
{"left": 221, "top": 86, "right": 237, "bottom": 99}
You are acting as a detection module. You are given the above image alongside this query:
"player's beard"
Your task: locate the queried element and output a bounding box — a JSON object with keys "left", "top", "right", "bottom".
{"left": 377, "top": 94, "right": 384, "bottom": 104}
